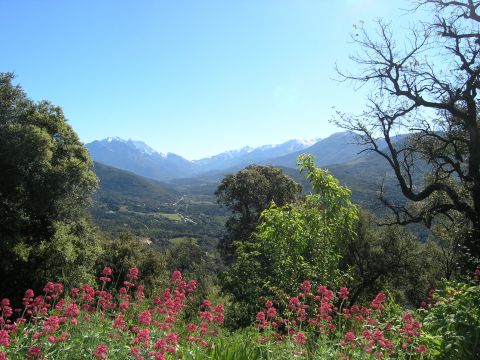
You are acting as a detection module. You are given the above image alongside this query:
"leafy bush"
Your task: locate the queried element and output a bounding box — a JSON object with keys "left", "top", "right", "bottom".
{"left": 421, "top": 267, "right": 480, "bottom": 359}
{"left": 222, "top": 155, "right": 358, "bottom": 327}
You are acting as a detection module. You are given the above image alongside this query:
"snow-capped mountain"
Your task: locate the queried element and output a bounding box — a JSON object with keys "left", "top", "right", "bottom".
{"left": 266, "top": 131, "right": 367, "bottom": 168}
{"left": 192, "top": 138, "right": 319, "bottom": 172}
{"left": 86, "top": 137, "right": 324, "bottom": 181}
{"left": 86, "top": 138, "right": 197, "bottom": 180}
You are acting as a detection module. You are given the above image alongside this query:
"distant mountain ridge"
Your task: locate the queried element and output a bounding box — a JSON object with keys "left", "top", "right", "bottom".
{"left": 86, "top": 132, "right": 412, "bottom": 182}
{"left": 192, "top": 138, "right": 319, "bottom": 172}
{"left": 265, "top": 131, "right": 366, "bottom": 168}
{"left": 86, "top": 136, "right": 320, "bottom": 180}
{"left": 87, "top": 138, "right": 196, "bottom": 180}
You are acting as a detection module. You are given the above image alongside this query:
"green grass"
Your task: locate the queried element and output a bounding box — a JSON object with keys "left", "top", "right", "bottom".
{"left": 169, "top": 237, "right": 197, "bottom": 245}
{"left": 153, "top": 212, "right": 183, "bottom": 221}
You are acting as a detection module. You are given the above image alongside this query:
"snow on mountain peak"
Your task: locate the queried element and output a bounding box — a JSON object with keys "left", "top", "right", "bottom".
{"left": 106, "top": 136, "right": 125, "bottom": 143}
{"left": 296, "top": 138, "right": 319, "bottom": 147}
{"left": 129, "top": 140, "right": 159, "bottom": 156}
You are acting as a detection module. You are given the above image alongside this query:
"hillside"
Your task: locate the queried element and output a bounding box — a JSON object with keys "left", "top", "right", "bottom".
{"left": 90, "top": 162, "right": 227, "bottom": 250}
{"left": 266, "top": 131, "right": 367, "bottom": 168}
{"left": 87, "top": 138, "right": 197, "bottom": 180}
{"left": 93, "top": 161, "right": 179, "bottom": 207}
{"left": 90, "top": 130, "right": 429, "bottom": 248}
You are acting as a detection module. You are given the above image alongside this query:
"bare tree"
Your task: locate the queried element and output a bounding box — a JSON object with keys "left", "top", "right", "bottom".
{"left": 335, "top": 0, "right": 480, "bottom": 262}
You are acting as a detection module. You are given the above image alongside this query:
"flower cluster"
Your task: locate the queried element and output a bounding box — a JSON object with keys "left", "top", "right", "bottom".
{"left": 0, "top": 267, "right": 223, "bottom": 359}
{"left": 255, "top": 280, "right": 427, "bottom": 359}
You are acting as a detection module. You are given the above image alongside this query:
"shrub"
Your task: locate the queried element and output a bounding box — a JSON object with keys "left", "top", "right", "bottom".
{"left": 421, "top": 266, "right": 480, "bottom": 359}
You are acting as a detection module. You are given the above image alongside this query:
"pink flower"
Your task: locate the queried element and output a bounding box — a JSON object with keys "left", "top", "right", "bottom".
{"left": 371, "top": 292, "right": 387, "bottom": 309}
{"left": 43, "top": 282, "right": 55, "bottom": 294}
{"left": 415, "top": 345, "right": 427, "bottom": 353}
{"left": 186, "top": 323, "right": 198, "bottom": 332}
{"left": 170, "top": 271, "right": 182, "bottom": 283}
{"left": 94, "top": 344, "right": 108, "bottom": 359}
{"left": 127, "top": 267, "right": 140, "bottom": 281}
{"left": 166, "top": 332, "right": 178, "bottom": 344}
{"left": 214, "top": 304, "right": 224, "bottom": 313}
{"left": 138, "top": 311, "right": 151, "bottom": 325}
{"left": 266, "top": 307, "right": 277, "bottom": 318}
{"left": 0, "top": 330, "right": 9, "bottom": 347}
{"left": 474, "top": 266, "right": 480, "bottom": 282}
{"left": 201, "top": 299, "right": 211, "bottom": 310}
{"left": 256, "top": 311, "right": 266, "bottom": 323}
{"left": 300, "top": 280, "right": 312, "bottom": 293}
{"left": 339, "top": 287, "right": 349, "bottom": 300}
{"left": 289, "top": 297, "right": 301, "bottom": 310}
{"left": 102, "top": 267, "right": 113, "bottom": 276}
{"left": 345, "top": 331, "right": 355, "bottom": 342}
{"left": 65, "top": 302, "right": 78, "bottom": 318}
{"left": 28, "top": 346, "right": 42, "bottom": 358}
{"left": 294, "top": 332, "right": 307, "bottom": 345}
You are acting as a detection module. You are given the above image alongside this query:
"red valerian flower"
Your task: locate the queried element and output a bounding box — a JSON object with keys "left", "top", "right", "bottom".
{"left": 102, "top": 267, "right": 113, "bottom": 276}
{"left": 344, "top": 331, "right": 355, "bottom": 342}
{"left": 300, "top": 280, "right": 312, "bottom": 293}
{"left": 371, "top": 292, "right": 387, "bottom": 309}
{"left": 415, "top": 345, "right": 427, "bottom": 353}
{"left": 93, "top": 344, "right": 108, "bottom": 360}
{"left": 138, "top": 310, "right": 152, "bottom": 326}
{"left": 28, "top": 346, "right": 42, "bottom": 358}
{"left": 266, "top": 307, "right": 277, "bottom": 318}
{"left": 186, "top": 323, "right": 198, "bottom": 332}
{"left": 294, "top": 332, "right": 307, "bottom": 345}
{"left": 170, "top": 271, "right": 182, "bottom": 283}
{"left": 127, "top": 267, "right": 140, "bottom": 281}
{"left": 0, "top": 330, "right": 9, "bottom": 347}
{"left": 474, "top": 266, "right": 480, "bottom": 282}
{"left": 339, "top": 287, "right": 349, "bottom": 300}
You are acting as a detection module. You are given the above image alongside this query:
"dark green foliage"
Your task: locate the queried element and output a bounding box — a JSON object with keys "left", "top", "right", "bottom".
{"left": 165, "top": 237, "right": 222, "bottom": 311}
{"left": 93, "top": 161, "right": 178, "bottom": 206}
{"left": 341, "top": 211, "right": 443, "bottom": 306}
{"left": 222, "top": 156, "right": 358, "bottom": 327}
{"left": 215, "top": 165, "right": 303, "bottom": 264}
{"left": 422, "top": 279, "right": 480, "bottom": 359}
{"left": 0, "top": 73, "right": 100, "bottom": 299}
{"left": 90, "top": 162, "right": 227, "bottom": 252}
{"left": 96, "top": 232, "right": 168, "bottom": 295}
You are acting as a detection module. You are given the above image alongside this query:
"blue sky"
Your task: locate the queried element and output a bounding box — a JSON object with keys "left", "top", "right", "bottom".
{"left": 1, "top": 0, "right": 412, "bottom": 159}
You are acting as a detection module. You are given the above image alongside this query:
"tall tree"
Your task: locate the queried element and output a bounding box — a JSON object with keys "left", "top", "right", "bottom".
{"left": 335, "top": 0, "right": 480, "bottom": 263}
{"left": 215, "top": 165, "right": 303, "bottom": 264}
{"left": 0, "top": 73, "right": 100, "bottom": 298}
{"left": 222, "top": 155, "right": 358, "bottom": 327}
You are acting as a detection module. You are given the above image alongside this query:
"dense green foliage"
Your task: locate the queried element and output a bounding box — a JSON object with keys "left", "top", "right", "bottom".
{"left": 0, "top": 73, "right": 101, "bottom": 299}
{"left": 222, "top": 155, "right": 358, "bottom": 326}
{"left": 422, "top": 277, "right": 480, "bottom": 359}
{"left": 215, "top": 165, "right": 303, "bottom": 264}
{"left": 91, "top": 162, "right": 227, "bottom": 252}
{"left": 341, "top": 211, "right": 443, "bottom": 306}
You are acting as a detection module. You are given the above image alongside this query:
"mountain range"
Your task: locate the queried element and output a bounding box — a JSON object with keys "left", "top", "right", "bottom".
{"left": 88, "top": 131, "right": 427, "bottom": 243}
{"left": 86, "top": 132, "right": 364, "bottom": 181}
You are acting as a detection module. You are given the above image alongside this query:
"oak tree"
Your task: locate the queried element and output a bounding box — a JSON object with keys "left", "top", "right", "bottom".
{"left": 0, "top": 73, "right": 100, "bottom": 298}
{"left": 215, "top": 165, "right": 303, "bottom": 264}
{"left": 336, "top": 0, "right": 480, "bottom": 263}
